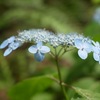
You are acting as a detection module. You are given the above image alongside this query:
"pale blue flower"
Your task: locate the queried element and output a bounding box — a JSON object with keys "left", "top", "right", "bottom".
{"left": 28, "top": 42, "right": 50, "bottom": 62}
{"left": 0, "top": 36, "right": 21, "bottom": 56}
{"left": 3, "top": 42, "right": 20, "bottom": 56}
{"left": 74, "top": 39, "right": 92, "bottom": 59}
{"left": 92, "top": 41, "right": 100, "bottom": 63}
{"left": 0, "top": 36, "right": 15, "bottom": 49}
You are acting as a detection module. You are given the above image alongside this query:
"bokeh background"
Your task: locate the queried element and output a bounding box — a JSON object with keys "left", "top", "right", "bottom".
{"left": 0, "top": 0, "right": 100, "bottom": 100}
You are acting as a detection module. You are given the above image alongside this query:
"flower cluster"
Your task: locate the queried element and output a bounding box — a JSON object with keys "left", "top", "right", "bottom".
{"left": 0, "top": 29, "right": 100, "bottom": 63}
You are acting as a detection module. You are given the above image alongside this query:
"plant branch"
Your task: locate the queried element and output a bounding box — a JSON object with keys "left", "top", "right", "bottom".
{"left": 55, "top": 48, "right": 69, "bottom": 100}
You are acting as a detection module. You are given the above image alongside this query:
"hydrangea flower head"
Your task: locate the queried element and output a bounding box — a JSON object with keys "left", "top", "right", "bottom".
{"left": 28, "top": 41, "right": 50, "bottom": 62}
{"left": 74, "top": 39, "right": 92, "bottom": 59}
{"left": 0, "top": 29, "right": 100, "bottom": 64}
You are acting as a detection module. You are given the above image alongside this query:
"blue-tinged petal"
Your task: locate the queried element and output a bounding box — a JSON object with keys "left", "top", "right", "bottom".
{"left": 84, "top": 42, "right": 92, "bottom": 53}
{"left": 74, "top": 39, "right": 82, "bottom": 49}
{"left": 93, "top": 53, "right": 99, "bottom": 61}
{"left": 28, "top": 46, "right": 37, "bottom": 53}
{"left": 92, "top": 46, "right": 99, "bottom": 54}
{"left": 4, "top": 48, "right": 12, "bottom": 56}
{"left": 34, "top": 52, "right": 45, "bottom": 62}
{"left": 9, "top": 42, "right": 20, "bottom": 50}
{"left": 37, "top": 41, "right": 42, "bottom": 48}
{"left": 40, "top": 46, "right": 50, "bottom": 53}
{"left": 78, "top": 49, "right": 88, "bottom": 59}
{"left": 8, "top": 36, "right": 15, "bottom": 43}
{"left": 0, "top": 40, "right": 9, "bottom": 49}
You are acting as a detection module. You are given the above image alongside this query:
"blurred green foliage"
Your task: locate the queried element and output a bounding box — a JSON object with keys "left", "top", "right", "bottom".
{"left": 0, "top": 0, "right": 100, "bottom": 100}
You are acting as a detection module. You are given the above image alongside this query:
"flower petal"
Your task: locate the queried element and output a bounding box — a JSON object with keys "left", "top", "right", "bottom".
{"left": 0, "top": 40, "right": 9, "bottom": 49}
{"left": 83, "top": 42, "right": 92, "bottom": 53}
{"left": 8, "top": 36, "right": 15, "bottom": 43}
{"left": 95, "top": 42, "right": 100, "bottom": 47}
{"left": 34, "top": 52, "right": 45, "bottom": 62}
{"left": 93, "top": 53, "right": 99, "bottom": 61}
{"left": 28, "top": 46, "right": 37, "bottom": 53}
{"left": 92, "top": 46, "right": 99, "bottom": 54}
{"left": 74, "top": 39, "right": 82, "bottom": 49}
{"left": 78, "top": 49, "right": 88, "bottom": 59}
{"left": 37, "top": 41, "right": 42, "bottom": 48}
{"left": 40, "top": 46, "right": 50, "bottom": 53}
{"left": 4, "top": 48, "right": 12, "bottom": 56}
{"left": 9, "top": 42, "right": 20, "bottom": 50}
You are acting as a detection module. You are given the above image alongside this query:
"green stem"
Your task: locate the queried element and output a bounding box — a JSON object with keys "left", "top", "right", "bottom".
{"left": 57, "top": 47, "right": 64, "bottom": 56}
{"left": 59, "top": 48, "right": 75, "bottom": 57}
{"left": 55, "top": 48, "right": 68, "bottom": 100}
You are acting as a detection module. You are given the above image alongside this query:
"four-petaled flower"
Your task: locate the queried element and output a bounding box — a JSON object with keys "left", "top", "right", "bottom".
{"left": 0, "top": 36, "right": 20, "bottom": 56}
{"left": 92, "top": 41, "right": 100, "bottom": 63}
{"left": 74, "top": 39, "right": 92, "bottom": 59}
{"left": 0, "top": 36, "right": 15, "bottom": 49}
{"left": 28, "top": 42, "right": 50, "bottom": 62}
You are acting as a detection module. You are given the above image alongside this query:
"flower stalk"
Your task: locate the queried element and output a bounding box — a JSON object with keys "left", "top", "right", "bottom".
{"left": 55, "top": 48, "right": 68, "bottom": 100}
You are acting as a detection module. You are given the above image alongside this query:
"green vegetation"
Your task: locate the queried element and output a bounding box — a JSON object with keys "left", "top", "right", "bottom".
{"left": 0, "top": 0, "right": 100, "bottom": 100}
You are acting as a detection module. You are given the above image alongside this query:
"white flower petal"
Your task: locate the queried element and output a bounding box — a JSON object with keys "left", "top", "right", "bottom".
{"left": 74, "top": 39, "right": 82, "bottom": 49}
{"left": 95, "top": 42, "right": 100, "bottom": 47}
{"left": 4, "top": 48, "right": 12, "bottom": 56}
{"left": 78, "top": 49, "right": 88, "bottom": 59}
{"left": 28, "top": 46, "right": 37, "bottom": 53}
{"left": 93, "top": 53, "right": 99, "bottom": 61}
{"left": 40, "top": 46, "right": 50, "bottom": 53}
{"left": 0, "top": 40, "right": 9, "bottom": 49}
{"left": 34, "top": 52, "right": 45, "bottom": 62}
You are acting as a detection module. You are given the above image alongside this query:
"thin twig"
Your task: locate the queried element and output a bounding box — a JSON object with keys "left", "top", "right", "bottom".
{"left": 59, "top": 48, "right": 75, "bottom": 57}
{"left": 49, "top": 51, "right": 55, "bottom": 58}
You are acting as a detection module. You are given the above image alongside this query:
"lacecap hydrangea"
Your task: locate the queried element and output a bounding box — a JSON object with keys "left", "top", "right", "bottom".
{"left": 0, "top": 29, "right": 100, "bottom": 63}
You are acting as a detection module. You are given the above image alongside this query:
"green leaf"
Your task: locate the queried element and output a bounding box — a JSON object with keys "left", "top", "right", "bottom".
{"left": 71, "top": 98, "right": 86, "bottom": 100}
{"left": 31, "top": 93, "right": 53, "bottom": 100}
{"left": 73, "top": 87, "right": 100, "bottom": 100}
{"left": 73, "top": 78, "right": 95, "bottom": 89}
{"left": 8, "top": 75, "right": 53, "bottom": 100}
